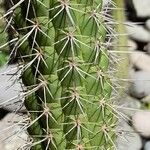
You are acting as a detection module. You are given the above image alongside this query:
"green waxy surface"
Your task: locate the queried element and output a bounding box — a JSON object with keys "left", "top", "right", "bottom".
{"left": 2, "top": 0, "right": 118, "bottom": 149}
{"left": 0, "top": 1, "right": 9, "bottom": 66}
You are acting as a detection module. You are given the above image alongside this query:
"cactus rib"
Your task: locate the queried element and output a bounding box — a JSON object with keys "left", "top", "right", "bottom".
{"left": 2, "top": 0, "right": 119, "bottom": 149}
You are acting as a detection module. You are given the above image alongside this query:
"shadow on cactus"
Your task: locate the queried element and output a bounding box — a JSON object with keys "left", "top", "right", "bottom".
{"left": 0, "top": 0, "right": 125, "bottom": 149}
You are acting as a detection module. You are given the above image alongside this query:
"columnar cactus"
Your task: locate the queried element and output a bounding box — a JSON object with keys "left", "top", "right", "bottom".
{"left": 0, "top": 0, "right": 8, "bottom": 66}
{"left": 2, "top": 0, "right": 121, "bottom": 149}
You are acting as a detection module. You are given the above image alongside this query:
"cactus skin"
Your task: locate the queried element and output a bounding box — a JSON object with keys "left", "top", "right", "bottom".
{"left": 3, "top": 0, "right": 118, "bottom": 149}
{"left": 0, "top": 0, "right": 9, "bottom": 66}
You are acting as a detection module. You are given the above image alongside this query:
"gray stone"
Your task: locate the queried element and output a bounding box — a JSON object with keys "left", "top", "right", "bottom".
{"left": 133, "top": 0, "right": 150, "bottom": 17}
{"left": 0, "top": 113, "right": 28, "bottom": 150}
{"left": 0, "top": 64, "right": 26, "bottom": 112}
{"left": 130, "top": 51, "right": 150, "bottom": 72}
{"left": 118, "top": 96, "right": 141, "bottom": 117}
{"left": 129, "top": 71, "right": 150, "bottom": 99}
{"left": 144, "top": 141, "right": 150, "bottom": 150}
{"left": 132, "top": 111, "right": 150, "bottom": 138}
{"left": 146, "top": 19, "right": 150, "bottom": 31}
{"left": 128, "top": 39, "right": 137, "bottom": 51}
{"left": 126, "top": 22, "right": 150, "bottom": 42}
{"left": 116, "top": 119, "right": 142, "bottom": 150}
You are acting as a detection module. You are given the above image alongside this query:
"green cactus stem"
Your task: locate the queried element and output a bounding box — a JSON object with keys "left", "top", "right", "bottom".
{"left": 0, "top": 0, "right": 9, "bottom": 66}
{"left": 2, "top": 0, "right": 123, "bottom": 149}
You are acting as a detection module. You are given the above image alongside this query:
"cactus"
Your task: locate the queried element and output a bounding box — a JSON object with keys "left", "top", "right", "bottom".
{"left": 0, "top": 0, "right": 9, "bottom": 66}
{"left": 113, "top": 0, "right": 129, "bottom": 97}
{"left": 1, "top": 0, "right": 125, "bottom": 149}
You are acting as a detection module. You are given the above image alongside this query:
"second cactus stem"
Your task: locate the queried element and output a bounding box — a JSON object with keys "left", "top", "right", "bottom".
{"left": 4, "top": 0, "right": 118, "bottom": 149}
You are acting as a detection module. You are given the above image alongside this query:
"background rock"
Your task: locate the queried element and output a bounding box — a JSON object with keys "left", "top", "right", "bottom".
{"left": 116, "top": 119, "right": 142, "bottom": 150}
{"left": 0, "top": 64, "right": 25, "bottom": 112}
{"left": 146, "top": 19, "right": 150, "bottom": 31}
{"left": 132, "top": 111, "right": 150, "bottom": 138}
{"left": 144, "top": 141, "right": 150, "bottom": 150}
{"left": 129, "top": 71, "right": 150, "bottom": 99}
{"left": 118, "top": 96, "right": 141, "bottom": 117}
{"left": 130, "top": 52, "right": 150, "bottom": 71}
{"left": 0, "top": 113, "right": 28, "bottom": 150}
{"left": 128, "top": 39, "right": 137, "bottom": 51}
{"left": 132, "top": 0, "right": 150, "bottom": 17}
{"left": 126, "top": 22, "right": 150, "bottom": 42}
